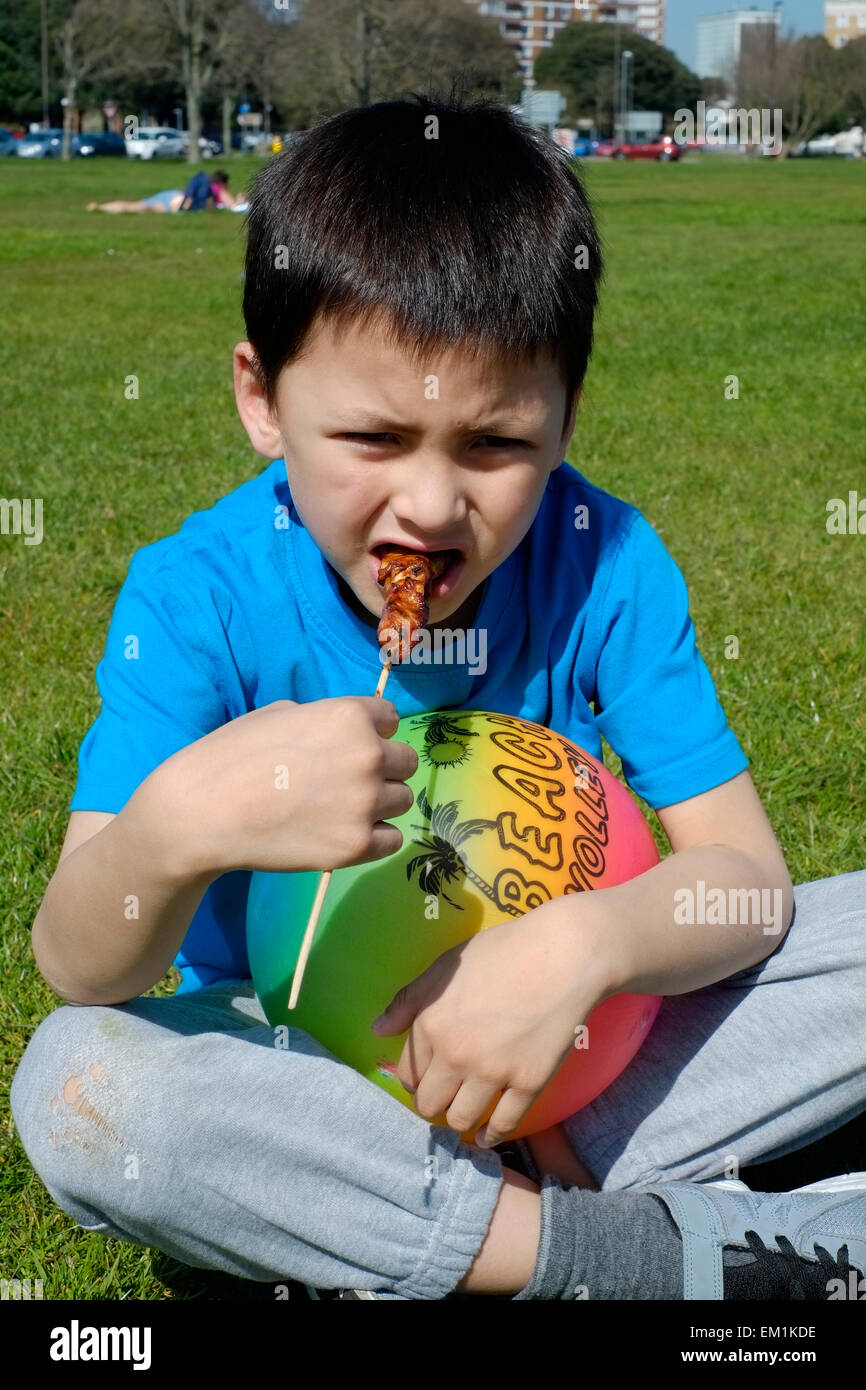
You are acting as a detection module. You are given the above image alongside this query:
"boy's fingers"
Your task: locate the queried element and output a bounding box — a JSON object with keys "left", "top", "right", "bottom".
{"left": 478, "top": 1088, "right": 538, "bottom": 1148}
{"left": 364, "top": 696, "right": 400, "bottom": 736}
{"left": 382, "top": 738, "right": 419, "bottom": 784}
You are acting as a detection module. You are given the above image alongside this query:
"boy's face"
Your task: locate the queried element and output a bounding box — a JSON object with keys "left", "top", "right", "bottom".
{"left": 233, "top": 312, "right": 578, "bottom": 635}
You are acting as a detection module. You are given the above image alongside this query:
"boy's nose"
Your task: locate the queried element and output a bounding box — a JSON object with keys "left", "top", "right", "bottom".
{"left": 387, "top": 460, "right": 468, "bottom": 534}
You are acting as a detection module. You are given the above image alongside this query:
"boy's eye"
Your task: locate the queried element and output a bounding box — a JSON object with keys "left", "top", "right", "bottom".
{"left": 343, "top": 432, "right": 397, "bottom": 445}
{"left": 342, "top": 433, "right": 528, "bottom": 448}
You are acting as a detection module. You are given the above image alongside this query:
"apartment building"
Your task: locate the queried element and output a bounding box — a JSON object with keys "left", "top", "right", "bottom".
{"left": 464, "top": 2, "right": 665, "bottom": 82}
{"left": 696, "top": 9, "right": 781, "bottom": 82}
{"left": 582, "top": 3, "right": 665, "bottom": 46}
{"left": 824, "top": 2, "right": 866, "bottom": 47}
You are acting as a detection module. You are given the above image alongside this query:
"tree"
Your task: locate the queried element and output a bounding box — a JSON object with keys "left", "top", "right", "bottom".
{"left": 0, "top": 0, "right": 77, "bottom": 126}
{"left": 209, "top": 0, "right": 265, "bottom": 154}
{"left": 533, "top": 22, "right": 701, "bottom": 133}
{"left": 737, "top": 31, "right": 853, "bottom": 152}
{"left": 275, "top": 0, "right": 520, "bottom": 129}
{"left": 56, "top": 0, "right": 128, "bottom": 158}
{"left": 700, "top": 76, "right": 729, "bottom": 106}
{"left": 833, "top": 33, "right": 866, "bottom": 129}
{"left": 128, "top": 0, "right": 263, "bottom": 163}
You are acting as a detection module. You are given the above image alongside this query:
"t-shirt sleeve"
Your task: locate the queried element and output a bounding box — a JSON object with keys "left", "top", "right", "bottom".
{"left": 69, "top": 549, "right": 229, "bottom": 812}
{"left": 591, "top": 511, "right": 748, "bottom": 809}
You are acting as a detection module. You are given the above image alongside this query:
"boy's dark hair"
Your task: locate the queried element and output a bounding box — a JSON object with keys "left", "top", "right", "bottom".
{"left": 213, "top": 169, "right": 230, "bottom": 185}
{"left": 243, "top": 91, "right": 604, "bottom": 435}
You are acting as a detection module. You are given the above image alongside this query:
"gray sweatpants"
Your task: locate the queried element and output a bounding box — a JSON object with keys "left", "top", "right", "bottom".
{"left": 10, "top": 870, "right": 866, "bottom": 1300}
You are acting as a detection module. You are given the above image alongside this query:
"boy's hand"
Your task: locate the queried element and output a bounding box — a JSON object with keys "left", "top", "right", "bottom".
{"left": 163, "top": 697, "right": 418, "bottom": 877}
{"left": 369, "top": 897, "right": 612, "bottom": 1148}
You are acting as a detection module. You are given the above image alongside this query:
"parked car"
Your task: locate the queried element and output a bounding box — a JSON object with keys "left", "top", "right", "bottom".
{"left": 594, "top": 139, "right": 618, "bottom": 158}
{"left": 125, "top": 126, "right": 186, "bottom": 159}
{"left": 794, "top": 128, "right": 864, "bottom": 157}
{"left": 833, "top": 125, "right": 864, "bottom": 157}
{"left": 610, "top": 135, "right": 682, "bottom": 162}
{"left": 15, "top": 128, "right": 64, "bottom": 158}
{"left": 804, "top": 132, "right": 839, "bottom": 156}
{"left": 238, "top": 130, "right": 272, "bottom": 153}
{"left": 183, "top": 128, "right": 267, "bottom": 155}
{"left": 200, "top": 130, "right": 226, "bottom": 156}
{"left": 0, "top": 129, "right": 21, "bottom": 155}
{"left": 572, "top": 137, "right": 601, "bottom": 157}
{"left": 178, "top": 131, "right": 223, "bottom": 158}
{"left": 72, "top": 131, "right": 127, "bottom": 157}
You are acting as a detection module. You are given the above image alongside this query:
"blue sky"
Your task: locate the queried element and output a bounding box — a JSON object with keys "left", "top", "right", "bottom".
{"left": 664, "top": 1, "right": 825, "bottom": 71}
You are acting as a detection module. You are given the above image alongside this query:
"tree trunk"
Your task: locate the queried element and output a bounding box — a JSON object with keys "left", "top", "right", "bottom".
{"left": 186, "top": 77, "right": 201, "bottom": 164}
{"left": 184, "top": 16, "right": 204, "bottom": 165}
{"left": 61, "top": 82, "right": 76, "bottom": 162}
{"left": 357, "top": 0, "right": 371, "bottom": 107}
{"left": 221, "top": 92, "right": 232, "bottom": 159}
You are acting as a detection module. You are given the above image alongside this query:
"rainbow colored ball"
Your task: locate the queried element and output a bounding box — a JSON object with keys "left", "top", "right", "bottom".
{"left": 246, "top": 710, "right": 662, "bottom": 1143}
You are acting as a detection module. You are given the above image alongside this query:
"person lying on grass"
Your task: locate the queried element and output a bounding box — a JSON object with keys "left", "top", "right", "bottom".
{"left": 87, "top": 169, "right": 248, "bottom": 214}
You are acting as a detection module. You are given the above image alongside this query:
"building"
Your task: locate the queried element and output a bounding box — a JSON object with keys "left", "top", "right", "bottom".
{"left": 824, "top": 2, "right": 866, "bottom": 48}
{"left": 581, "top": 3, "right": 665, "bottom": 46}
{"left": 464, "top": 2, "right": 580, "bottom": 81}
{"left": 464, "top": 2, "right": 665, "bottom": 84}
{"left": 696, "top": 8, "right": 782, "bottom": 82}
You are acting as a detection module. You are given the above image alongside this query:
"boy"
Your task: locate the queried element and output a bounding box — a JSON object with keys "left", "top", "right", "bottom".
{"left": 11, "top": 93, "right": 865, "bottom": 1301}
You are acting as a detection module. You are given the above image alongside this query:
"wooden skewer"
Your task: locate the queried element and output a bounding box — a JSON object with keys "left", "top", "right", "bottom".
{"left": 286, "top": 658, "right": 392, "bottom": 1010}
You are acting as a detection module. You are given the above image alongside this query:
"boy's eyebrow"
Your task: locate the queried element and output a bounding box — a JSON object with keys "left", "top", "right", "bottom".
{"left": 330, "top": 411, "right": 540, "bottom": 435}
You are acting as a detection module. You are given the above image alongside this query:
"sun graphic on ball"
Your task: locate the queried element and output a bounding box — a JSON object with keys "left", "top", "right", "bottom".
{"left": 411, "top": 713, "right": 479, "bottom": 768}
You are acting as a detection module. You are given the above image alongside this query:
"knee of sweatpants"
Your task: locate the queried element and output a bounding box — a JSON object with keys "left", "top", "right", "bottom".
{"left": 10, "top": 1002, "right": 141, "bottom": 1228}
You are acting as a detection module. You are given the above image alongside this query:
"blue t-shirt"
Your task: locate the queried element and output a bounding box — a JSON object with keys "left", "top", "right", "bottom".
{"left": 69, "top": 458, "right": 748, "bottom": 993}
{"left": 181, "top": 170, "right": 213, "bottom": 210}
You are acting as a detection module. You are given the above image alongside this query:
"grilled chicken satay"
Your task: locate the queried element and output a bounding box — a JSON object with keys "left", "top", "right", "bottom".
{"left": 376, "top": 548, "right": 452, "bottom": 663}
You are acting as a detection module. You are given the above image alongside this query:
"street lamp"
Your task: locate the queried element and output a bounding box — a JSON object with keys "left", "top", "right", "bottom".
{"left": 40, "top": 0, "right": 49, "bottom": 128}
{"left": 613, "top": 22, "right": 620, "bottom": 139}
{"left": 621, "top": 50, "right": 633, "bottom": 144}
{"left": 770, "top": 2, "right": 782, "bottom": 111}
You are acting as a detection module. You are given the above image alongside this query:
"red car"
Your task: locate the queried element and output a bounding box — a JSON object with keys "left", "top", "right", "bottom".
{"left": 609, "top": 135, "right": 682, "bottom": 162}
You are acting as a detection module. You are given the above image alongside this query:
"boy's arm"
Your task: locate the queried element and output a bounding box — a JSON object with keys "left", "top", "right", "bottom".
{"left": 31, "top": 767, "right": 217, "bottom": 1008}
{"left": 572, "top": 506, "right": 793, "bottom": 997}
{"left": 560, "top": 769, "right": 794, "bottom": 1000}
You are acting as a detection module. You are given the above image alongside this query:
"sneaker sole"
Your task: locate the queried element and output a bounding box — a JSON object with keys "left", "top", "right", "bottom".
{"left": 793, "top": 1171, "right": 866, "bottom": 1195}
{"left": 305, "top": 1285, "right": 379, "bottom": 1300}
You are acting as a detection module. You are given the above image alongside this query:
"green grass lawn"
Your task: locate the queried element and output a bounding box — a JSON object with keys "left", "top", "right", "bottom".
{"left": 1, "top": 153, "right": 864, "bottom": 1300}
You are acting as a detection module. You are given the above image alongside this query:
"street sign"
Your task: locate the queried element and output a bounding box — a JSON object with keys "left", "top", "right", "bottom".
{"left": 625, "top": 110, "right": 663, "bottom": 136}
{"left": 522, "top": 90, "right": 566, "bottom": 127}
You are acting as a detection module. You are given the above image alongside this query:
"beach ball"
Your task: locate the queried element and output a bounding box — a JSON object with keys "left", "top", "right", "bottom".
{"left": 247, "top": 710, "right": 662, "bottom": 1143}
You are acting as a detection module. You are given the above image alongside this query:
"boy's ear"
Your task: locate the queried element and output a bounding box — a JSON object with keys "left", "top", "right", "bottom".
{"left": 233, "top": 342, "right": 284, "bottom": 460}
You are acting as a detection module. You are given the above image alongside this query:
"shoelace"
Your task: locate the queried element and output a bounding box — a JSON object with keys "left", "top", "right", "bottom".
{"left": 741, "top": 1228, "right": 858, "bottom": 1299}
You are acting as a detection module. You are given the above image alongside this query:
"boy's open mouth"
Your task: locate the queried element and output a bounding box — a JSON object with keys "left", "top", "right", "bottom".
{"left": 368, "top": 543, "right": 466, "bottom": 600}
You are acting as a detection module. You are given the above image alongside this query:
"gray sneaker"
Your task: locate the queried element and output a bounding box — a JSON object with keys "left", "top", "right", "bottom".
{"left": 304, "top": 1285, "right": 381, "bottom": 1300}
{"left": 642, "top": 1171, "right": 866, "bottom": 1300}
